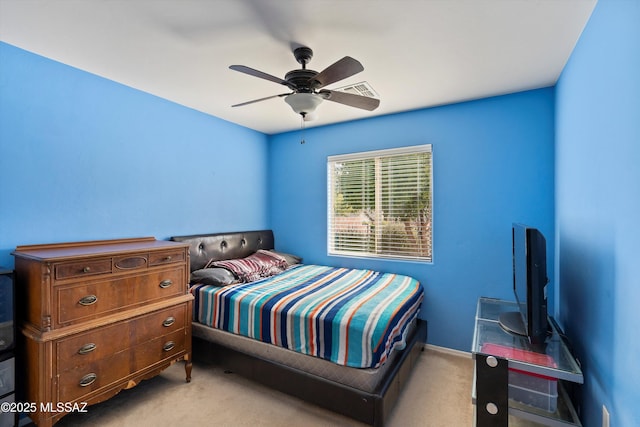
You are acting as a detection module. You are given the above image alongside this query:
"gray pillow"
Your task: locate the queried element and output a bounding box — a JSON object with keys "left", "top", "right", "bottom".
{"left": 190, "top": 267, "right": 237, "bottom": 286}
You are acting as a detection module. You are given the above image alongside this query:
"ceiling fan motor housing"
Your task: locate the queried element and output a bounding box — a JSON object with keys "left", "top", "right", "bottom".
{"left": 285, "top": 69, "right": 318, "bottom": 92}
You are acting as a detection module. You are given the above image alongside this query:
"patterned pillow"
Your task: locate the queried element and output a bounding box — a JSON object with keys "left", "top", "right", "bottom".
{"left": 211, "top": 250, "right": 288, "bottom": 283}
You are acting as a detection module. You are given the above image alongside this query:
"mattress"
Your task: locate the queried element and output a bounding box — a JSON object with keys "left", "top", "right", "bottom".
{"left": 191, "top": 264, "right": 424, "bottom": 368}
{"left": 192, "top": 318, "right": 419, "bottom": 393}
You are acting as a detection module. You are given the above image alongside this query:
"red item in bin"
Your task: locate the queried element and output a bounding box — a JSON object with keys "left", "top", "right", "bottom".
{"left": 481, "top": 343, "right": 558, "bottom": 380}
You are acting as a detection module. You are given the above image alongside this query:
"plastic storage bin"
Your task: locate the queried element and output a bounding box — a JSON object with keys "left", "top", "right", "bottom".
{"left": 509, "top": 368, "right": 558, "bottom": 412}
{"left": 0, "top": 269, "right": 14, "bottom": 352}
{"left": 0, "top": 357, "right": 14, "bottom": 396}
{"left": 0, "top": 394, "right": 15, "bottom": 427}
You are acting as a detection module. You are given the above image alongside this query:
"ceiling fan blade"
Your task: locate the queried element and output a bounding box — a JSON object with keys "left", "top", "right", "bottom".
{"left": 319, "top": 90, "right": 380, "bottom": 111}
{"left": 232, "top": 93, "right": 290, "bottom": 107}
{"left": 229, "top": 65, "right": 298, "bottom": 90}
{"left": 310, "top": 57, "right": 364, "bottom": 89}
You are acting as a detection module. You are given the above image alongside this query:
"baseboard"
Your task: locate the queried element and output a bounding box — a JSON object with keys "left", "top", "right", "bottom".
{"left": 424, "top": 343, "right": 472, "bottom": 358}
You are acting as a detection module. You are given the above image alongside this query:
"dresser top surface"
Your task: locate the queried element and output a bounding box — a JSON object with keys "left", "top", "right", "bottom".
{"left": 13, "top": 237, "right": 189, "bottom": 261}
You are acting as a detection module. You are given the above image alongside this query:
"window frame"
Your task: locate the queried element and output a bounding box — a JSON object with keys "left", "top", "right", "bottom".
{"left": 327, "top": 144, "right": 433, "bottom": 262}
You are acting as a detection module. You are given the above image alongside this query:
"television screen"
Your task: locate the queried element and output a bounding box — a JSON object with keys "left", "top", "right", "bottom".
{"left": 513, "top": 223, "right": 528, "bottom": 324}
{"left": 499, "top": 223, "right": 549, "bottom": 347}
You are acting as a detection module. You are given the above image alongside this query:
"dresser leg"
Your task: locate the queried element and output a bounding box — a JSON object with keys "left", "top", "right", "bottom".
{"left": 185, "top": 353, "right": 192, "bottom": 382}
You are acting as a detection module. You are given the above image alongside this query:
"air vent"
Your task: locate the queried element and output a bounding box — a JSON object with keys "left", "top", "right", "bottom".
{"left": 334, "top": 81, "right": 379, "bottom": 98}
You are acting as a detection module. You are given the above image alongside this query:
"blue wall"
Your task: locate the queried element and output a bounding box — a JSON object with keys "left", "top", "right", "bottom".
{"left": 3, "top": 7, "right": 636, "bottom": 423}
{"left": 555, "top": 1, "right": 640, "bottom": 426}
{"left": 0, "top": 42, "right": 270, "bottom": 268}
{"left": 268, "top": 89, "right": 555, "bottom": 351}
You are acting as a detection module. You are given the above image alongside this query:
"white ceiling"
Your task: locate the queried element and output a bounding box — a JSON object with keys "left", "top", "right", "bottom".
{"left": 0, "top": 0, "right": 597, "bottom": 135}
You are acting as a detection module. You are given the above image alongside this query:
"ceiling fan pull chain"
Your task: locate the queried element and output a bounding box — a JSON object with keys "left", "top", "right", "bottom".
{"left": 300, "top": 113, "right": 306, "bottom": 144}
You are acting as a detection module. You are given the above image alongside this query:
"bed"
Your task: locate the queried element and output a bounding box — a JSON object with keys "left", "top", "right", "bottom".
{"left": 170, "top": 230, "right": 427, "bottom": 426}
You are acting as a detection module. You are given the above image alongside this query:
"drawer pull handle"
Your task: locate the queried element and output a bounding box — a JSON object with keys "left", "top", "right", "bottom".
{"left": 159, "top": 280, "right": 173, "bottom": 289}
{"left": 83, "top": 266, "right": 91, "bottom": 273}
{"left": 163, "top": 341, "right": 175, "bottom": 352}
{"left": 78, "top": 343, "right": 97, "bottom": 355}
{"left": 162, "top": 317, "right": 176, "bottom": 327}
{"left": 78, "top": 295, "right": 98, "bottom": 306}
{"left": 163, "top": 256, "right": 172, "bottom": 262}
{"left": 79, "top": 373, "right": 97, "bottom": 387}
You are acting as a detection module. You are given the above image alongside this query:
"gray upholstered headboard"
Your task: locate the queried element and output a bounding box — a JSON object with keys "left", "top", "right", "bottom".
{"left": 170, "top": 230, "right": 275, "bottom": 272}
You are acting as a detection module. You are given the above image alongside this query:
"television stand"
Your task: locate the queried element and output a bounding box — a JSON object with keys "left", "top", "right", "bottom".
{"left": 472, "top": 297, "right": 583, "bottom": 426}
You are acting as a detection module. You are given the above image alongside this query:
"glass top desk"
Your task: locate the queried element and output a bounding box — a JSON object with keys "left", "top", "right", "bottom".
{"left": 472, "top": 297, "right": 583, "bottom": 426}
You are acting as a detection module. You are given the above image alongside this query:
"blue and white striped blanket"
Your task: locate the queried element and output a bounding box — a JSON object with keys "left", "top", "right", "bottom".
{"left": 191, "top": 264, "right": 424, "bottom": 368}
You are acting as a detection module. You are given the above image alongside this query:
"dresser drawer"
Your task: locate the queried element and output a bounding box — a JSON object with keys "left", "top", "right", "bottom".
{"left": 149, "top": 250, "right": 186, "bottom": 267}
{"left": 57, "top": 350, "right": 130, "bottom": 402}
{"left": 132, "top": 329, "right": 187, "bottom": 372}
{"left": 130, "top": 304, "right": 187, "bottom": 345}
{"left": 57, "top": 321, "right": 130, "bottom": 365}
{"left": 55, "top": 258, "right": 112, "bottom": 280}
{"left": 113, "top": 254, "right": 148, "bottom": 270}
{"left": 55, "top": 268, "right": 185, "bottom": 327}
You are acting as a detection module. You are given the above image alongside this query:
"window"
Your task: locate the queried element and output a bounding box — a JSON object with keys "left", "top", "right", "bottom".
{"left": 328, "top": 145, "right": 433, "bottom": 261}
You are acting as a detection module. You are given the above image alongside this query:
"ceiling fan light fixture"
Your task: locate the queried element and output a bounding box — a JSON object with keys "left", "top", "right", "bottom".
{"left": 284, "top": 93, "right": 323, "bottom": 116}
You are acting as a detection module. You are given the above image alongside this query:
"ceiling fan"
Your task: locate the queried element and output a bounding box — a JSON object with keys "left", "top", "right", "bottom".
{"left": 230, "top": 46, "right": 380, "bottom": 120}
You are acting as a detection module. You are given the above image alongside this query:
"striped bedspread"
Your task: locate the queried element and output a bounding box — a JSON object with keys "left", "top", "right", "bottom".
{"left": 191, "top": 264, "right": 424, "bottom": 368}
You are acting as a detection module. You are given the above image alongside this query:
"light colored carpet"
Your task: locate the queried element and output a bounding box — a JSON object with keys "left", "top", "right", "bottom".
{"left": 50, "top": 346, "right": 541, "bottom": 426}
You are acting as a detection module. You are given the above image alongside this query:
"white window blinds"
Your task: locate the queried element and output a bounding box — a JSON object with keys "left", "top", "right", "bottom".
{"left": 327, "top": 145, "right": 433, "bottom": 261}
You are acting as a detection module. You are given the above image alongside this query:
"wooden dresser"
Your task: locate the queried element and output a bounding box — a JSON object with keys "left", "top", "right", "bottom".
{"left": 13, "top": 237, "right": 193, "bottom": 426}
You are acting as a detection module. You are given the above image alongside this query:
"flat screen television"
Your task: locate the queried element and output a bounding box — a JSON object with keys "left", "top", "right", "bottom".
{"left": 499, "top": 223, "right": 549, "bottom": 347}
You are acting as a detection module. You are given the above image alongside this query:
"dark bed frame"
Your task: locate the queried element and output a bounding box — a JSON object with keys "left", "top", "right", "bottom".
{"left": 171, "top": 230, "right": 427, "bottom": 427}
